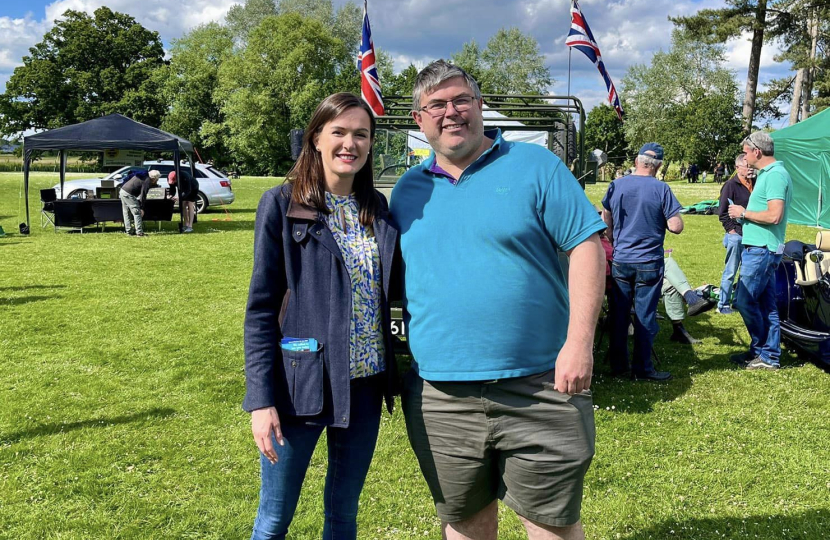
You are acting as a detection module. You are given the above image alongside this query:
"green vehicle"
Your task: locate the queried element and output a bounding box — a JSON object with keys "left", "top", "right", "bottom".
{"left": 371, "top": 94, "right": 600, "bottom": 338}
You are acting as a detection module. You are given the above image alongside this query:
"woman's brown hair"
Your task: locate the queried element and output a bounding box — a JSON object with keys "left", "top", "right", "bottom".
{"left": 287, "top": 92, "right": 379, "bottom": 227}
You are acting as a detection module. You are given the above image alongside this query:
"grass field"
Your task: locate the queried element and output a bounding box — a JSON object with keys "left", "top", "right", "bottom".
{"left": 1, "top": 172, "right": 828, "bottom": 539}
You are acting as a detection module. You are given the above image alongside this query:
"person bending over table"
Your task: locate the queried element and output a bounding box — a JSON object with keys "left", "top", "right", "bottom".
{"left": 119, "top": 169, "right": 160, "bottom": 236}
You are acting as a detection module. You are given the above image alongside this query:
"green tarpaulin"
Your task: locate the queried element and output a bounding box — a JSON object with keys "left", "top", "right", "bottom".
{"left": 770, "top": 107, "right": 830, "bottom": 228}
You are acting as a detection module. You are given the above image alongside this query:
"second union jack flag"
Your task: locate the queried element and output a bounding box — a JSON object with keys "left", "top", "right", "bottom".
{"left": 566, "top": 0, "right": 623, "bottom": 120}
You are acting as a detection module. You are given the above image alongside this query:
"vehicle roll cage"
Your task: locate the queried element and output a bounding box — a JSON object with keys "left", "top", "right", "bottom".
{"left": 375, "top": 94, "right": 587, "bottom": 180}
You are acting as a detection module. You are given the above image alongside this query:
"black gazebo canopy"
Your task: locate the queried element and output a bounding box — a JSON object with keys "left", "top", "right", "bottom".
{"left": 23, "top": 113, "right": 196, "bottom": 232}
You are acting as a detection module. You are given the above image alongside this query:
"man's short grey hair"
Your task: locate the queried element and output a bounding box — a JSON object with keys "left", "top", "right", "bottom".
{"left": 735, "top": 152, "right": 747, "bottom": 166}
{"left": 743, "top": 131, "right": 774, "bottom": 156}
{"left": 411, "top": 60, "right": 482, "bottom": 112}
{"left": 636, "top": 154, "right": 662, "bottom": 169}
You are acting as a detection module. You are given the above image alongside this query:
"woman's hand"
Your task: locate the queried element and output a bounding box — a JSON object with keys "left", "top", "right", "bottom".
{"left": 251, "top": 407, "right": 283, "bottom": 464}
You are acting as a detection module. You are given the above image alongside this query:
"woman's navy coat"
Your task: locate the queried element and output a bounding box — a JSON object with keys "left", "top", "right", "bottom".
{"left": 243, "top": 183, "right": 399, "bottom": 428}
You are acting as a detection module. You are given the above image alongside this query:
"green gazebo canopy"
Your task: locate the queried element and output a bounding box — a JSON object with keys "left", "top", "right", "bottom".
{"left": 770, "top": 107, "right": 830, "bottom": 228}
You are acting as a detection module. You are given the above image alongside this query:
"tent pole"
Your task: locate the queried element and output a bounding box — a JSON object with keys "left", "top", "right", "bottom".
{"left": 23, "top": 150, "right": 30, "bottom": 234}
{"left": 60, "top": 149, "right": 66, "bottom": 200}
{"left": 189, "top": 154, "right": 198, "bottom": 228}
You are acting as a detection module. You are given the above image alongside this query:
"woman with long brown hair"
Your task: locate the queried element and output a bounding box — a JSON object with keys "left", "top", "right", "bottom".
{"left": 243, "top": 92, "right": 399, "bottom": 539}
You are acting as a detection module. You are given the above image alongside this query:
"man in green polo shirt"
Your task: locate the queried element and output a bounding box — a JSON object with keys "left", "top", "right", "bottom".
{"left": 727, "top": 131, "right": 793, "bottom": 370}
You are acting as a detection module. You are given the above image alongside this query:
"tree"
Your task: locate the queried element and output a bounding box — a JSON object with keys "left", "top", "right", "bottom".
{"left": 451, "top": 29, "right": 552, "bottom": 95}
{"left": 671, "top": 1, "right": 771, "bottom": 133}
{"left": 584, "top": 104, "right": 627, "bottom": 162}
{"left": 0, "top": 7, "right": 166, "bottom": 135}
{"left": 451, "top": 41, "right": 485, "bottom": 83}
{"left": 226, "top": 0, "right": 362, "bottom": 56}
{"left": 480, "top": 28, "right": 552, "bottom": 94}
{"left": 225, "top": 0, "right": 278, "bottom": 44}
{"left": 384, "top": 64, "right": 419, "bottom": 97}
{"left": 769, "top": 1, "right": 830, "bottom": 122}
{"left": 156, "top": 23, "right": 234, "bottom": 166}
{"left": 621, "top": 31, "right": 743, "bottom": 168}
{"left": 672, "top": 0, "right": 830, "bottom": 130}
{"left": 215, "top": 13, "right": 353, "bottom": 174}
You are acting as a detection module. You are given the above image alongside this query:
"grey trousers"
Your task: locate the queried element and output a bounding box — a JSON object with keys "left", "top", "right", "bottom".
{"left": 662, "top": 256, "right": 692, "bottom": 321}
{"left": 119, "top": 191, "right": 143, "bottom": 234}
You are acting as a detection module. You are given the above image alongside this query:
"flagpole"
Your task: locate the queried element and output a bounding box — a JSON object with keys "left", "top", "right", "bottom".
{"left": 567, "top": 0, "right": 573, "bottom": 98}
{"left": 567, "top": 47, "right": 572, "bottom": 98}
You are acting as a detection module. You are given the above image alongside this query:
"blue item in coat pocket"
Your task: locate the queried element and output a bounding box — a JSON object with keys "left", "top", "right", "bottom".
{"left": 282, "top": 343, "right": 324, "bottom": 416}
{"left": 280, "top": 337, "right": 319, "bottom": 352}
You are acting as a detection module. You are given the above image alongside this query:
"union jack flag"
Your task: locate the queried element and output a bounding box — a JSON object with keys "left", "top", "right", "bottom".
{"left": 566, "top": 0, "right": 623, "bottom": 121}
{"left": 357, "top": 0, "right": 384, "bottom": 117}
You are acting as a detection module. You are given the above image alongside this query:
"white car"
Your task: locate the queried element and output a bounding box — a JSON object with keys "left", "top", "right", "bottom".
{"left": 52, "top": 161, "right": 235, "bottom": 213}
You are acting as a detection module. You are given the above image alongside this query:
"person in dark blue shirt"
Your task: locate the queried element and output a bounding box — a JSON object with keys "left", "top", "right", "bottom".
{"left": 601, "top": 143, "right": 684, "bottom": 381}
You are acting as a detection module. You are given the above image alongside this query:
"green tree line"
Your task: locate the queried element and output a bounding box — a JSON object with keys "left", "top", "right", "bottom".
{"left": 0, "top": 1, "right": 551, "bottom": 175}
{"left": 1, "top": 0, "right": 826, "bottom": 175}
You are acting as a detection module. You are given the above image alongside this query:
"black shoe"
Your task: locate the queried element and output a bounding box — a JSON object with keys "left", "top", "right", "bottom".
{"left": 670, "top": 323, "right": 700, "bottom": 345}
{"left": 634, "top": 370, "right": 672, "bottom": 381}
{"left": 729, "top": 351, "right": 754, "bottom": 367}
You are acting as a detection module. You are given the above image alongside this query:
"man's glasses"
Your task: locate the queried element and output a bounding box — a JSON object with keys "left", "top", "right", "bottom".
{"left": 420, "top": 96, "right": 475, "bottom": 117}
{"left": 744, "top": 134, "right": 760, "bottom": 151}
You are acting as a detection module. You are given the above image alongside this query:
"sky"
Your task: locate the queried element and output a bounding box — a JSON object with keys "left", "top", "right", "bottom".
{"left": 0, "top": 0, "right": 793, "bottom": 128}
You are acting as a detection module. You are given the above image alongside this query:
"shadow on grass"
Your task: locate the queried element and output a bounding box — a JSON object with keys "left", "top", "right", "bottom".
{"left": 0, "top": 294, "right": 62, "bottom": 306}
{"left": 0, "top": 284, "right": 66, "bottom": 292}
{"left": 621, "top": 508, "right": 829, "bottom": 540}
{"left": 0, "top": 407, "right": 177, "bottom": 445}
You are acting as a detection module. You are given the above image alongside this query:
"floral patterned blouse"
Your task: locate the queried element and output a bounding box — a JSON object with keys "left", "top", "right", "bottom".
{"left": 324, "top": 192, "right": 385, "bottom": 379}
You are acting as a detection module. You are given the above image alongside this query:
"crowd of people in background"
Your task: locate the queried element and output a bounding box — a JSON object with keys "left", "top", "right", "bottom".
{"left": 602, "top": 132, "right": 792, "bottom": 377}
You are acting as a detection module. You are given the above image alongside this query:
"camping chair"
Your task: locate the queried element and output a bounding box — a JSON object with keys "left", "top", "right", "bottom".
{"left": 40, "top": 189, "right": 57, "bottom": 228}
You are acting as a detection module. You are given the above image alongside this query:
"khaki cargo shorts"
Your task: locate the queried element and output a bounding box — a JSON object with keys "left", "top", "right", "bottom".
{"left": 401, "top": 368, "right": 595, "bottom": 527}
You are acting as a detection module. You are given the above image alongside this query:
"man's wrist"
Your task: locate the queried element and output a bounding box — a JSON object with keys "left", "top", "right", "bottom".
{"left": 740, "top": 210, "right": 747, "bottom": 221}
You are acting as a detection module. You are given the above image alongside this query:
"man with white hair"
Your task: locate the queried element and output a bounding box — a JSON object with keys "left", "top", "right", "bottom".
{"left": 119, "top": 168, "right": 160, "bottom": 236}
{"left": 601, "top": 143, "right": 684, "bottom": 381}
{"left": 727, "top": 131, "right": 793, "bottom": 370}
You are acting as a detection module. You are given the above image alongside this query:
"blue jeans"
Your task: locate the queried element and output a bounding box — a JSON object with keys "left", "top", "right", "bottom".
{"left": 609, "top": 259, "right": 665, "bottom": 375}
{"left": 735, "top": 247, "right": 783, "bottom": 365}
{"left": 250, "top": 376, "right": 383, "bottom": 540}
{"left": 719, "top": 233, "right": 743, "bottom": 309}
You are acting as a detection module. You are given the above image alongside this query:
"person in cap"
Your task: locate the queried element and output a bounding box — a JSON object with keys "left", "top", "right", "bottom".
{"left": 601, "top": 143, "right": 685, "bottom": 381}
{"left": 391, "top": 60, "right": 606, "bottom": 540}
{"left": 119, "top": 169, "right": 160, "bottom": 236}
{"left": 727, "top": 131, "right": 793, "bottom": 370}
{"left": 167, "top": 170, "right": 200, "bottom": 233}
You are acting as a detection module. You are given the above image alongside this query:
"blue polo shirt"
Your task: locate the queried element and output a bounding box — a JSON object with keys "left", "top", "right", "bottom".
{"left": 390, "top": 130, "right": 605, "bottom": 381}
{"left": 601, "top": 175, "right": 682, "bottom": 263}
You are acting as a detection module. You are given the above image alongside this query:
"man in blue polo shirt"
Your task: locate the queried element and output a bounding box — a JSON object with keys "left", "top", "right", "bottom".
{"left": 601, "top": 143, "right": 684, "bottom": 381}
{"left": 391, "top": 60, "right": 606, "bottom": 540}
{"left": 727, "top": 131, "right": 793, "bottom": 370}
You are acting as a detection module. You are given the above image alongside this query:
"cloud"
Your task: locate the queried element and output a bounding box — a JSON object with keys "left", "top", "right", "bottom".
{"left": 0, "top": 14, "right": 50, "bottom": 95}
{"left": 0, "top": 0, "right": 239, "bottom": 94}
{"left": 44, "top": 0, "right": 239, "bottom": 37}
